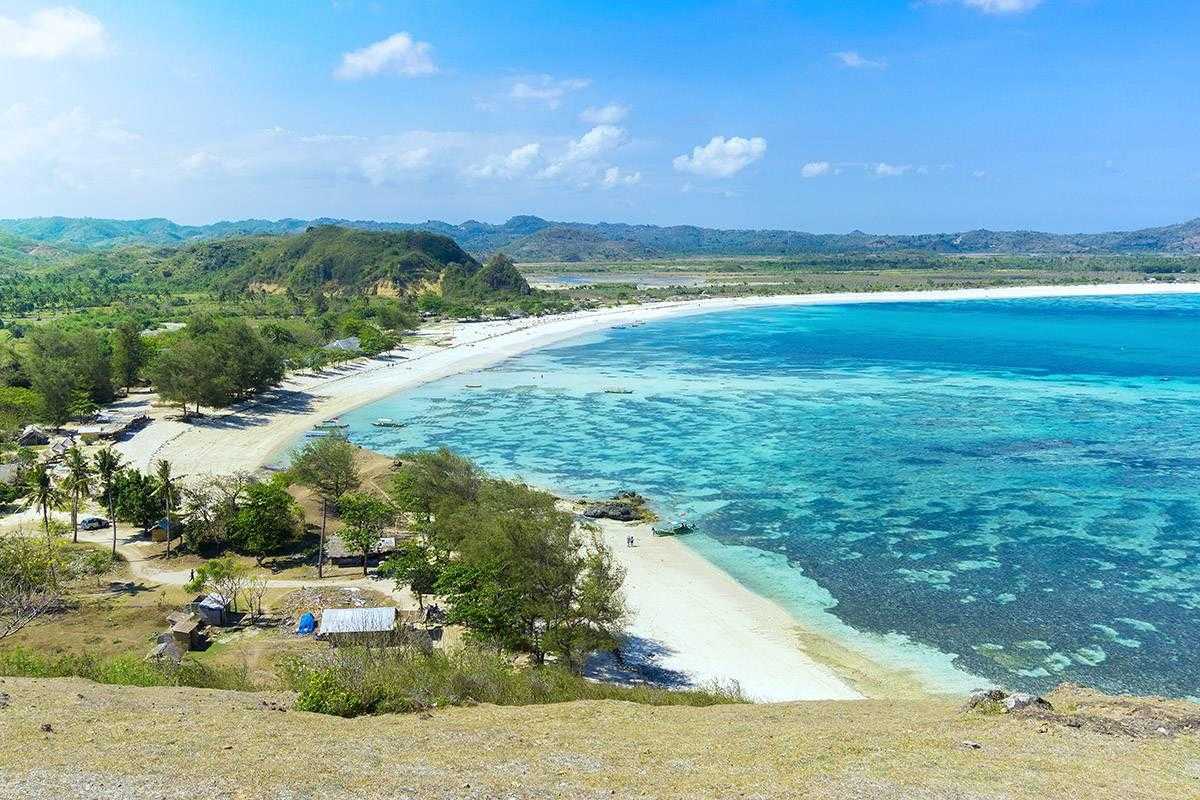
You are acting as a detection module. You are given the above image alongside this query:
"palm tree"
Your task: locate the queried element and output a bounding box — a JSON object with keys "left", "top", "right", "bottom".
{"left": 22, "top": 463, "right": 65, "bottom": 586}
{"left": 93, "top": 447, "right": 124, "bottom": 557}
{"left": 62, "top": 446, "right": 94, "bottom": 544}
{"left": 154, "top": 459, "right": 176, "bottom": 559}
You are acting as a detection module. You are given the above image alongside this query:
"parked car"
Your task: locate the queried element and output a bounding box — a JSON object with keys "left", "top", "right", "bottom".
{"left": 79, "top": 516, "right": 110, "bottom": 531}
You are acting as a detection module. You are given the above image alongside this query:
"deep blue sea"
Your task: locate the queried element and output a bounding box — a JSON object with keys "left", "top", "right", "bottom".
{"left": 338, "top": 295, "right": 1200, "bottom": 698}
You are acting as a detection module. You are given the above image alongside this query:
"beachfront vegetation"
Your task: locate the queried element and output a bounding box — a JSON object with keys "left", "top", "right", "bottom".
{"left": 289, "top": 433, "right": 361, "bottom": 579}
{"left": 385, "top": 449, "right": 628, "bottom": 670}
{"left": 0, "top": 224, "right": 566, "bottom": 445}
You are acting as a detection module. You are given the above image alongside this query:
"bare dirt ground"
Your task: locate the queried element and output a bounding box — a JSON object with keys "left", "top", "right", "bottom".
{"left": 0, "top": 678, "right": 1196, "bottom": 799}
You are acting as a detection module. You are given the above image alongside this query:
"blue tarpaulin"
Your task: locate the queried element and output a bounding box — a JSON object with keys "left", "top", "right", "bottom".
{"left": 296, "top": 612, "right": 316, "bottom": 635}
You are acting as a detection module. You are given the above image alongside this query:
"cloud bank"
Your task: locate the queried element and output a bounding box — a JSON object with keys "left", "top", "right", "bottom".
{"left": 334, "top": 32, "right": 436, "bottom": 79}
{"left": 673, "top": 136, "right": 767, "bottom": 178}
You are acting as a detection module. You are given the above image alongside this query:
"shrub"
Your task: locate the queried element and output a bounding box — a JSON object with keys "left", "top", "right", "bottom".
{"left": 278, "top": 645, "right": 744, "bottom": 718}
{"left": 0, "top": 647, "right": 253, "bottom": 691}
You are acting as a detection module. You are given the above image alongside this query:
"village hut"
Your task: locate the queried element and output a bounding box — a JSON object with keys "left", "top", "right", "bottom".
{"left": 316, "top": 607, "right": 397, "bottom": 645}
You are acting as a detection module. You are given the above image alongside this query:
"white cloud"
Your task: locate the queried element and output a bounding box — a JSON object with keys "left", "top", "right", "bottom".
{"left": 537, "top": 124, "right": 629, "bottom": 186}
{"left": 466, "top": 142, "right": 542, "bottom": 180}
{"left": 0, "top": 6, "right": 106, "bottom": 60}
{"left": 580, "top": 103, "right": 629, "bottom": 125}
{"left": 358, "top": 146, "right": 434, "bottom": 184}
{"left": 0, "top": 104, "right": 140, "bottom": 191}
{"left": 672, "top": 135, "right": 766, "bottom": 178}
{"left": 959, "top": 0, "right": 1042, "bottom": 14}
{"left": 801, "top": 161, "right": 832, "bottom": 178}
{"left": 833, "top": 51, "right": 886, "bottom": 69}
{"left": 509, "top": 75, "right": 590, "bottom": 109}
{"left": 601, "top": 166, "right": 641, "bottom": 188}
{"left": 334, "top": 32, "right": 436, "bottom": 80}
{"left": 565, "top": 124, "right": 625, "bottom": 161}
{"left": 874, "top": 162, "right": 913, "bottom": 177}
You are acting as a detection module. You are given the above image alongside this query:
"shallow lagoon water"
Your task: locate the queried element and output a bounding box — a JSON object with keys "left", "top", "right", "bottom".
{"left": 340, "top": 295, "right": 1200, "bottom": 697}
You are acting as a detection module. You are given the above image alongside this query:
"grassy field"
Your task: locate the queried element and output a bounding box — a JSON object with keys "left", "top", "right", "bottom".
{"left": 0, "top": 677, "right": 1195, "bottom": 799}
{"left": 520, "top": 253, "right": 1200, "bottom": 306}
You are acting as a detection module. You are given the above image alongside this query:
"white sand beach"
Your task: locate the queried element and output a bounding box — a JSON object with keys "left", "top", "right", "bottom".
{"left": 108, "top": 282, "right": 1200, "bottom": 701}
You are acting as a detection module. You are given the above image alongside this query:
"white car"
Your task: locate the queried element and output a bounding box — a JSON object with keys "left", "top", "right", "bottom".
{"left": 79, "top": 516, "right": 110, "bottom": 531}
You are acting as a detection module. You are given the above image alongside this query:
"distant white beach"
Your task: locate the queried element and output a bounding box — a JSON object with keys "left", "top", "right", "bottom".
{"left": 112, "top": 281, "right": 1200, "bottom": 701}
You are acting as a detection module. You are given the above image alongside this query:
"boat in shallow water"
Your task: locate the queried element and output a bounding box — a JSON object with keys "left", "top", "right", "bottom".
{"left": 372, "top": 418, "right": 406, "bottom": 428}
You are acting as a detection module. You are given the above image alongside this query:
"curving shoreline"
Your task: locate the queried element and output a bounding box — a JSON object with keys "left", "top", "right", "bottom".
{"left": 111, "top": 282, "right": 1200, "bottom": 701}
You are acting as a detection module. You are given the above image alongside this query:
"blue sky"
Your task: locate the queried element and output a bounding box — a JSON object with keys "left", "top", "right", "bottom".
{"left": 0, "top": 0, "right": 1197, "bottom": 232}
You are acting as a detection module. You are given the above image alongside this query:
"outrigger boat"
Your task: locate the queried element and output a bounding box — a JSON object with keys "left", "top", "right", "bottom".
{"left": 372, "top": 417, "right": 406, "bottom": 428}
{"left": 604, "top": 388, "right": 634, "bottom": 394}
{"left": 312, "top": 418, "right": 349, "bottom": 431}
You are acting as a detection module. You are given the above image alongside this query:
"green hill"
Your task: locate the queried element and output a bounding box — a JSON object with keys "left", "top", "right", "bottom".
{"left": 216, "top": 225, "right": 484, "bottom": 294}
{"left": 5, "top": 214, "right": 1200, "bottom": 260}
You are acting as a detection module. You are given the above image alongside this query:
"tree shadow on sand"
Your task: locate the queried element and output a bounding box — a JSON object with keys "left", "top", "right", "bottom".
{"left": 175, "top": 389, "right": 319, "bottom": 431}
{"left": 584, "top": 635, "right": 694, "bottom": 689}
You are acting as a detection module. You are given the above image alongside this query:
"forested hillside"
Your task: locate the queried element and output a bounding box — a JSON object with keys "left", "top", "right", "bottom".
{"left": 4, "top": 215, "right": 1200, "bottom": 260}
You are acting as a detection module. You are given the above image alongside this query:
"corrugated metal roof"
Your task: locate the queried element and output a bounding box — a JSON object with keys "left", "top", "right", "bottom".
{"left": 318, "top": 607, "right": 396, "bottom": 636}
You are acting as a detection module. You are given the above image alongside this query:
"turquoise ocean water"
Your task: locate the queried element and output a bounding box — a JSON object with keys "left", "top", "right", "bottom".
{"left": 336, "top": 295, "right": 1200, "bottom": 697}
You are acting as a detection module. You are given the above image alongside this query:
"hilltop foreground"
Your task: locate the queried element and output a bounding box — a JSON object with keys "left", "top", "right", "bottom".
{"left": 0, "top": 678, "right": 1196, "bottom": 799}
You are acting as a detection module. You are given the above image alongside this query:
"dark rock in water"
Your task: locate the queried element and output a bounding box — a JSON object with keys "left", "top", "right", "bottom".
{"left": 653, "top": 522, "right": 697, "bottom": 536}
{"left": 583, "top": 501, "right": 639, "bottom": 522}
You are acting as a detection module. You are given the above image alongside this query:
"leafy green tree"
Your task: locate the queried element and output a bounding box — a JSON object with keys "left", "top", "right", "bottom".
{"left": 93, "top": 447, "right": 124, "bottom": 556}
{"left": 0, "top": 535, "right": 64, "bottom": 640}
{"left": 179, "top": 472, "right": 249, "bottom": 553}
{"left": 149, "top": 337, "right": 225, "bottom": 415}
{"left": 388, "top": 448, "right": 480, "bottom": 526}
{"left": 184, "top": 555, "right": 249, "bottom": 612}
{"left": 21, "top": 464, "right": 65, "bottom": 586}
{"left": 23, "top": 327, "right": 113, "bottom": 424}
{"left": 0, "top": 386, "right": 42, "bottom": 433}
{"left": 290, "top": 434, "right": 360, "bottom": 578}
{"left": 62, "top": 446, "right": 94, "bottom": 543}
{"left": 154, "top": 459, "right": 178, "bottom": 558}
{"left": 337, "top": 492, "right": 394, "bottom": 576}
{"left": 149, "top": 317, "right": 282, "bottom": 415}
{"left": 229, "top": 480, "right": 299, "bottom": 565}
{"left": 111, "top": 318, "right": 147, "bottom": 391}
{"left": 433, "top": 477, "right": 627, "bottom": 670}
{"left": 116, "top": 469, "right": 159, "bottom": 534}
{"left": 379, "top": 540, "right": 441, "bottom": 609}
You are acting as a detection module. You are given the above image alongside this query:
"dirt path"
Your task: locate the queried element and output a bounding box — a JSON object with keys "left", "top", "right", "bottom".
{"left": 0, "top": 508, "right": 414, "bottom": 604}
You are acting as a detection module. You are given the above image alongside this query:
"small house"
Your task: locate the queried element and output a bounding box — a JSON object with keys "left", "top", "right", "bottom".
{"left": 149, "top": 517, "right": 184, "bottom": 543}
{"left": 17, "top": 425, "right": 49, "bottom": 447}
{"left": 316, "top": 606, "right": 397, "bottom": 645}
{"left": 0, "top": 463, "right": 19, "bottom": 486}
{"left": 78, "top": 412, "right": 148, "bottom": 443}
{"left": 325, "top": 535, "right": 397, "bottom": 567}
{"left": 324, "top": 336, "right": 361, "bottom": 352}
{"left": 170, "top": 616, "right": 203, "bottom": 650}
{"left": 44, "top": 436, "right": 74, "bottom": 463}
{"left": 192, "top": 593, "right": 232, "bottom": 627}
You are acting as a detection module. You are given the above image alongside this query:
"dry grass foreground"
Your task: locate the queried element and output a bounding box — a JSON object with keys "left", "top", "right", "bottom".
{"left": 0, "top": 679, "right": 1197, "bottom": 799}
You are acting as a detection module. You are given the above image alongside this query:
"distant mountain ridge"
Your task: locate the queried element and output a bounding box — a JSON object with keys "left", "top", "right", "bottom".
{"left": 2, "top": 214, "right": 1199, "bottom": 260}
